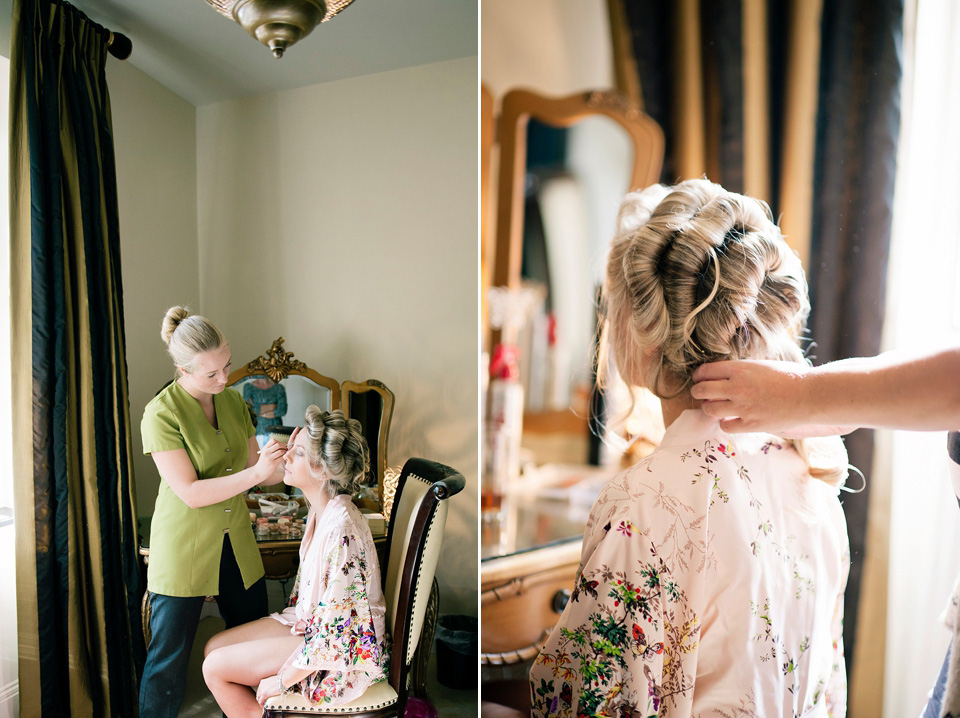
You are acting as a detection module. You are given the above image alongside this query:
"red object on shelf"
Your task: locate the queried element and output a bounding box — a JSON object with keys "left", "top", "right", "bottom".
{"left": 489, "top": 343, "right": 520, "bottom": 379}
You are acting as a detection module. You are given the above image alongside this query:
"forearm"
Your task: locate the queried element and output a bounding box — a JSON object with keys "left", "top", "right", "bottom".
{"left": 278, "top": 660, "right": 314, "bottom": 691}
{"left": 257, "top": 648, "right": 316, "bottom": 707}
{"left": 693, "top": 347, "right": 960, "bottom": 435}
{"left": 804, "top": 349, "right": 960, "bottom": 431}
{"left": 176, "top": 464, "right": 268, "bottom": 508}
{"left": 167, "top": 437, "right": 287, "bottom": 507}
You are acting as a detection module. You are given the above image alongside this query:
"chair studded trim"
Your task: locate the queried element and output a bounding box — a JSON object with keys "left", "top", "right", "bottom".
{"left": 264, "top": 678, "right": 398, "bottom": 714}
{"left": 403, "top": 496, "right": 446, "bottom": 664}
{"left": 385, "top": 474, "right": 431, "bottom": 627}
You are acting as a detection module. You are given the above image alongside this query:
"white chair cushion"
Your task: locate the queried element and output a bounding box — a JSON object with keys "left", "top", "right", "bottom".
{"left": 263, "top": 679, "right": 398, "bottom": 713}
{"left": 404, "top": 500, "right": 446, "bottom": 663}
{"left": 385, "top": 475, "right": 431, "bottom": 626}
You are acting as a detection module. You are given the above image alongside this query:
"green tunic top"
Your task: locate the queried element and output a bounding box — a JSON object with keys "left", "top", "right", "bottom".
{"left": 141, "top": 381, "right": 263, "bottom": 597}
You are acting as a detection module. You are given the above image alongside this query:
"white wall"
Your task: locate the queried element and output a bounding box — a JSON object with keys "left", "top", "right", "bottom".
{"left": 481, "top": 0, "right": 613, "bottom": 97}
{"left": 0, "top": 49, "right": 17, "bottom": 718}
{"left": 108, "top": 60, "right": 201, "bottom": 516}
{"left": 196, "top": 57, "right": 479, "bottom": 613}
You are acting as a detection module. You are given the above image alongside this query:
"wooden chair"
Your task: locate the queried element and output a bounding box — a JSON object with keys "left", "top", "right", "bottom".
{"left": 263, "top": 458, "right": 465, "bottom": 716}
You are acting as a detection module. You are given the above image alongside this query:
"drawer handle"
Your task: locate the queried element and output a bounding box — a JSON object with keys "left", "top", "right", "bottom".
{"left": 552, "top": 588, "right": 571, "bottom": 614}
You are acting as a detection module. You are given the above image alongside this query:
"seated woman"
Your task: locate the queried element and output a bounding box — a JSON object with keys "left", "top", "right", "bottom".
{"left": 203, "top": 407, "right": 389, "bottom": 716}
{"left": 530, "top": 179, "right": 850, "bottom": 717}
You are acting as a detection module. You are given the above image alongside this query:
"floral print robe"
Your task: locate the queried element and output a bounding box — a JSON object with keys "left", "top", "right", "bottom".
{"left": 272, "top": 494, "right": 389, "bottom": 705}
{"left": 530, "top": 410, "right": 849, "bottom": 718}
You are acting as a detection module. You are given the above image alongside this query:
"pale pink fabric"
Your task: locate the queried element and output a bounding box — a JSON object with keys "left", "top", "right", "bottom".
{"left": 271, "top": 495, "right": 388, "bottom": 705}
{"left": 531, "top": 410, "right": 849, "bottom": 718}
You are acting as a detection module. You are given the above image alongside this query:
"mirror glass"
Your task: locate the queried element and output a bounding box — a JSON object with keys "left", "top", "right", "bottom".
{"left": 517, "top": 115, "right": 634, "bottom": 467}
{"left": 230, "top": 374, "right": 333, "bottom": 448}
{"left": 346, "top": 391, "right": 384, "bottom": 488}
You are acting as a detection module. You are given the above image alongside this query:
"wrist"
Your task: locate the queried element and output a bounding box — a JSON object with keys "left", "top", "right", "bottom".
{"left": 253, "top": 463, "right": 270, "bottom": 486}
{"left": 277, "top": 668, "right": 292, "bottom": 695}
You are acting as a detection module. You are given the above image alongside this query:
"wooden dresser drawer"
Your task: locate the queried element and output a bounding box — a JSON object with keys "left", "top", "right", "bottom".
{"left": 481, "top": 540, "right": 581, "bottom": 664}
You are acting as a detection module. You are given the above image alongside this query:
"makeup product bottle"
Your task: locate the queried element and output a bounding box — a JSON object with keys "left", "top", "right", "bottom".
{"left": 482, "top": 343, "right": 524, "bottom": 517}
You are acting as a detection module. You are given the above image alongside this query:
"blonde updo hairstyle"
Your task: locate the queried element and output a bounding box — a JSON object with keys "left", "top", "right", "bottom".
{"left": 161, "top": 306, "right": 227, "bottom": 374}
{"left": 600, "top": 179, "right": 848, "bottom": 488}
{"left": 302, "top": 406, "right": 370, "bottom": 498}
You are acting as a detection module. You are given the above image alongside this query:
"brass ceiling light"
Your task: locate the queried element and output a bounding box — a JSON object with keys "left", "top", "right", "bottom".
{"left": 205, "top": 0, "right": 356, "bottom": 58}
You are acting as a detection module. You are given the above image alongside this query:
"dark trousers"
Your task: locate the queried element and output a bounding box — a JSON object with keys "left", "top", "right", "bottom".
{"left": 139, "top": 535, "right": 267, "bottom": 718}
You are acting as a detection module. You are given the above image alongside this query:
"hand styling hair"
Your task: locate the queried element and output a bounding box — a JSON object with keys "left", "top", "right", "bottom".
{"left": 160, "top": 306, "right": 227, "bottom": 373}
{"left": 302, "top": 407, "right": 370, "bottom": 498}
{"left": 599, "top": 178, "right": 848, "bottom": 487}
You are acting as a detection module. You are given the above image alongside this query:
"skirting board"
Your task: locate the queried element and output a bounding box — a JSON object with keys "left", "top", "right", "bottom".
{"left": 0, "top": 678, "right": 19, "bottom": 718}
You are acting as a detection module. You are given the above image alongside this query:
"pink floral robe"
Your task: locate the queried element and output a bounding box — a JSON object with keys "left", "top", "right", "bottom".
{"left": 272, "top": 494, "right": 389, "bottom": 705}
{"left": 530, "top": 409, "right": 849, "bottom": 717}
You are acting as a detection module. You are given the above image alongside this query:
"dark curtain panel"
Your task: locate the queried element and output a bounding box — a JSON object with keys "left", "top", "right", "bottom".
{"left": 10, "top": 0, "right": 144, "bottom": 715}
{"left": 808, "top": 0, "right": 904, "bottom": 680}
{"left": 616, "top": 0, "right": 903, "bottom": 678}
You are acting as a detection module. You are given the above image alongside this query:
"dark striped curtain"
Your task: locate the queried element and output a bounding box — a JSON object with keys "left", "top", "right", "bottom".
{"left": 10, "top": 0, "right": 144, "bottom": 715}
{"left": 806, "top": 6, "right": 902, "bottom": 711}
{"left": 610, "top": 0, "right": 903, "bottom": 712}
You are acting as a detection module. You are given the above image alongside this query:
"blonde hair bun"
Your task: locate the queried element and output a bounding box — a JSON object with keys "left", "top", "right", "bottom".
{"left": 303, "top": 407, "right": 370, "bottom": 498}
{"left": 604, "top": 178, "right": 809, "bottom": 396}
{"left": 600, "top": 178, "right": 848, "bottom": 488}
{"left": 161, "top": 306, "right": 192, "bottom": 346}
{"left": 160, "top": 306, "right": 226, "bottom": 373}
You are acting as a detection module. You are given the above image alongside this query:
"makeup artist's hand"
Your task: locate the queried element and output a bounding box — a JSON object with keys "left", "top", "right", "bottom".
{"left": 692, "top": 360, "right": 857, "bottom": 437}
{"left": 255, "top": 438, "right": 286, "bottom": 482}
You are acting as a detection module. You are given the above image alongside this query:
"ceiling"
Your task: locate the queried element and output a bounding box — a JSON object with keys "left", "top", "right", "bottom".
{"left": 0, "top": 0, "right": 478, "bottom": 106}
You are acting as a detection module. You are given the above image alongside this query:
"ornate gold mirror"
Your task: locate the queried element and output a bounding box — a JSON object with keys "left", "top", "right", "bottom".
{"left": 227, "top": 338, "right": 340, "bottom": 497}
{"left": 487, "top": 88, "right": 665, "bottom": 467}
{"left": 228, "top": 339, "right": 394, "bottom": 516}
{"left": 228, "top": 337, "right": 341, "bottom": 440}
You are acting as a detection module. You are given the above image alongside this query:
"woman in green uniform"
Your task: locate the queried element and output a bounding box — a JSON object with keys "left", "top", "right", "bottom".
{"left": 139, "top": 306, "right": 287, "bottom": 718}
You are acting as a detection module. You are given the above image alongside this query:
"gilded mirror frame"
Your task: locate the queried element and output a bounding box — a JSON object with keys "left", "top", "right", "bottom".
{"left": 485, "top": 88, "right": 666, "bottom": 465}
{"left": 481, "top": 83, "right": 495, "bottom": 336}
{"left": 227, "top": 337, "right": 340, "bottom": 494}
{"left": 227, "top": 337, "right": 341, "bottom": 410}
{"left": 491, "top": 88, "right": 666, "bottom": 318}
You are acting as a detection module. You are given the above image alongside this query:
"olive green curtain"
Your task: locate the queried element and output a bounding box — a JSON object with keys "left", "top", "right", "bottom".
{"left": 10, "top": 0, "right": 144, "bottom": 715}
{"left": 607, "top": 0, "right": 826, "bottom": 266}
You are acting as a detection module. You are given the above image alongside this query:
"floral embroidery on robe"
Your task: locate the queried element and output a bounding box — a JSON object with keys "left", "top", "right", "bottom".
{"left": 530, "top": 410, "right": 848, "bottom": 718}
{"left": 272, "top": 494, "right": 389, "bottom": 705}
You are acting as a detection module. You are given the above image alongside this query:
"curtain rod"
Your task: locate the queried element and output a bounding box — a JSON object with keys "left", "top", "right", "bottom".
{"left": 106, "top": 30, "right": 132, "bottom": 60}
{"left": 63, "top": 0, "right": 133, "bottom": 60}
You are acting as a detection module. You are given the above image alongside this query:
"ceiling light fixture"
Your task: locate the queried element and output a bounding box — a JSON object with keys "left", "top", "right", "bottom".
{"left": 205, "top": 0, "right": 356, "bottom": 58}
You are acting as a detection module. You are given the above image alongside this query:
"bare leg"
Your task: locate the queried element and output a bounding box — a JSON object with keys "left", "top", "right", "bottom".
{"left": 203, "top": 620, "right": 302, "bottom": 718}
{"left": 204, "top": 615, "right": 289, "bottom": 658}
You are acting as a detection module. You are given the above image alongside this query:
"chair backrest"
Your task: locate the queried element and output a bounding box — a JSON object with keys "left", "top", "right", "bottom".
{"left": 382, "top": 458, "right": 465, "bottom": 699}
